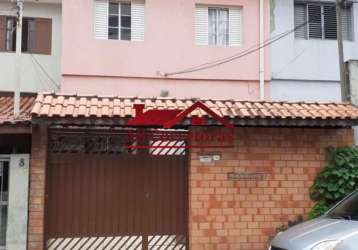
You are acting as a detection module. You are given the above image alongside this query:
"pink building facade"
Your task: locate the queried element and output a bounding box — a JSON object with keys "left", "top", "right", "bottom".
{"left": 61, "top": 0, "right": 271, "bottom": 100}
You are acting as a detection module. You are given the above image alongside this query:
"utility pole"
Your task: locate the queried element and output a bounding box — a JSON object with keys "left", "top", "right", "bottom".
{"left": 14, "top": 0, "right": 23, "bottom": 117}
{"left": 336, "top": 0, "right": 349, "bottom": 102}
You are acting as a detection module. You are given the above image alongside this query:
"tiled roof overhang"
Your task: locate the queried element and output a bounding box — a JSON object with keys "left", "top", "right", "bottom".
{"left": 0, "top": 93, "right": 36, "bottom": 125}
{"left": 31, "top": 93, "right": 358, "bottom": 128}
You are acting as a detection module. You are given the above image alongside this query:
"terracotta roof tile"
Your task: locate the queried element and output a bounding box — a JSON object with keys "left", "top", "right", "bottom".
{"left": 30, "top": 93, "right": 358, "bottom": 127}
{"left": 0, "top": 93, "right": 36, "bottom": 125}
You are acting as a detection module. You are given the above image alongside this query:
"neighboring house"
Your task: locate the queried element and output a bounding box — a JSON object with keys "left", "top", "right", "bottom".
{"left": 0, "top": 0, "right": 62, "bottom": 93}
{"left": 61, "top": 0, "right": 271, "bottom": 100}
{"left": 271, "top": 0, "right": 358, "bottom": 102}
{"left": 0, "top": 1, "right": 61, "bottom": 250}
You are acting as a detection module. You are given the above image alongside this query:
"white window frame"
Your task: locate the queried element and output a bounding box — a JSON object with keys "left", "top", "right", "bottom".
{"left": 195, "top": 5, "right": 242, "bottom": 47}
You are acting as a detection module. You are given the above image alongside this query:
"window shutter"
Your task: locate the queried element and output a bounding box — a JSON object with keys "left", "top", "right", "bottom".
{"left": 94, "top": 0, "right": 109, "bottom": 39}
{"left": 342, "top": 6, "right": 352, "bottom": 41}
{"left": 0, "top": 16, "right": 6, "bottom": 51}
{"left": 33, "top": 18, "right": 52, "bottom": 55}
{"left": 308, "top": 4, "right": 322, "bottom": 39}
{"left": 131, "top": 2, "right": 145, "bottom": 41}
{"left": 195, "top": 6, "right": 209, "bottom": 45}
{"left": 294, "top": 4, "right": 307, "bottom": 39}
{"left": 323, "top": 5, "right": 337, "bottom": 39}
{"left": 228, "top": 8, "right": 241, "bottom": 46}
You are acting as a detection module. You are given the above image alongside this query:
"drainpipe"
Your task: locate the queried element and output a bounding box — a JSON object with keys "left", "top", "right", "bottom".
{"left": 259, "top": 0, "right": 265, "bottom": 100}
{"left": 14, "top": 0, "right": 23, "bottom": 117}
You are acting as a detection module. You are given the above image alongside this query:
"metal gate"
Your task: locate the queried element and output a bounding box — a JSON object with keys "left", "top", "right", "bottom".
{"left": 45, "top": 130, "right": 189, "bottom": 250}
{"left": 0, "top": 157, "right": 9, "bottom": 250}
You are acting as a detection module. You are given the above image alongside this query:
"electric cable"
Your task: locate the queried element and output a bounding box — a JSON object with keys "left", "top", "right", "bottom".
{"left": 272, "top": 47, "right": 310, "bottom": 78}
{"left": 29, "top": 53, "right": 60, "bottom": 90}
{"left": 163, "top": 4, "right": 340, "bottom": 77}
{"left": 29, "top": 54, "right": 49, "bottom": 91}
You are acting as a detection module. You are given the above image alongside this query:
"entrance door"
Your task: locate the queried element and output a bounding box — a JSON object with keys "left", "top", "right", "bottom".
{"left": 45, "top": 131, "right": 189, "bottom": 250}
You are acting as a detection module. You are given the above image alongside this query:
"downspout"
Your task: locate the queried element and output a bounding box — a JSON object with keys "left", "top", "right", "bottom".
{"left": 259, "top": 0, "right": 265, "bottom": 100}
{"left": 14, "top": 0, "right": 23, "bottom": 117}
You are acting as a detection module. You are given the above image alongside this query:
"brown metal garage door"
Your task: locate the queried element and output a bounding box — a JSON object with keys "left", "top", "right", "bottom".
{"left": 45, "top": 131, "right": 189, "bottom": 250}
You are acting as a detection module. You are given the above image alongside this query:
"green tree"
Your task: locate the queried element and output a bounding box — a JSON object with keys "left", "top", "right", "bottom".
{"left": 309, "top": 146, "right": 358, "bottom": 219}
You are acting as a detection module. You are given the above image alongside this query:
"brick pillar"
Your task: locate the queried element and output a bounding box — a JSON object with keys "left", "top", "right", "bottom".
{"left": 28, "top": 125, "right": 48, "bottom": 250}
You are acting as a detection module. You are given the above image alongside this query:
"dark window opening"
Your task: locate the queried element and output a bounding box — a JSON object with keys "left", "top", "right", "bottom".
{"left": 1, "top": 16, "right": 52, "bottom": 54}
{"left": 21, "top": 18, "right": 36, "bottom": 52}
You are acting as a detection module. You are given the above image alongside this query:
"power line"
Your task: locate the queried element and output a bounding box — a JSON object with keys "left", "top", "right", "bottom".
{"left": 164, "top": 24, "right": 305, "bottom": 76}
{"left": 29, "top": 53, "right": 60, "bottom": 90}
{"left": 163, "top": 4, "right": 338, "bottom": 77}
{"left": 29, "top": 54, "right": 50, "bottom": 91}
{"left": 272, "top": 47, "right": 310, "bottom": 78}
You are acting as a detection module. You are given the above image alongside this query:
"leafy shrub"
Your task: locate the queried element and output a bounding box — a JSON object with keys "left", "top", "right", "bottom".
{"left": 308, "top": 201, "right": 329, "bottom": 219}
{"left": 309, "top": 146, "right": 358, "bottom": 218}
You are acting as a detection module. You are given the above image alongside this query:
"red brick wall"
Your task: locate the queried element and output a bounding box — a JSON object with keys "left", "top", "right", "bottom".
{"left": 27, "top": 126, "right": 355, "bottom": 250}
{"left": 28, "top": 125, "right": 48, "bottom": 250}
{"left": 189, "top": 127, "right": 355, "bottom": 250}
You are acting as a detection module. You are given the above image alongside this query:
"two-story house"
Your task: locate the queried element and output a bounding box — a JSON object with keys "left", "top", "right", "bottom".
{"left": 60, "top": 0, "right": 271, "bottom": 100}
{"left": 0, "top": 0, "right": 62, "bottom": 93}
{"left": 271, "top": 0, "right": 358, "bottom": 102}
{"left": 0, "top": 1, "right": 61, "bottom": 250}
{"left": 4, "top": 1, "right": 358, "bottom": 250}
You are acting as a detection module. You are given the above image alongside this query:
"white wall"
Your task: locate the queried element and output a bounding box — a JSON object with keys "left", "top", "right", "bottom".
{"left": 6, "top": 155, "right": 30, "bottom": 250}
{"left": 0, "top": 2, "right": 62, "bottom": 93}
{"left": 271, "top": 0, "right": 358, "bottom": 101}
{"left": 271, "top": 79, "right": 341, "bottom": 102}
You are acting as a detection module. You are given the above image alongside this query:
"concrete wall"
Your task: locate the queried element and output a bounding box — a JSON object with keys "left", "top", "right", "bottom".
{"left": 271, "top": 0, "right": 358, "bottom": 102}
{"left": 271, "top": 80, "right": 341, "bottom": 102}
{"left": 348, "top": 60, "right": 358, "bottom": 104}
{"left": 6, "top": 154, "right": 30, "bottom": 250}
{"left": 61, "top": 0, "right": 271, "bottom": 99}
{"left": 62, "top": 75, "right": 271, "bottom": 100}
{"left": 0, "top": 1, "right": 62, "bottom": 93}
{"left": 348, "top": 60, "right": 358, "bottom": 143}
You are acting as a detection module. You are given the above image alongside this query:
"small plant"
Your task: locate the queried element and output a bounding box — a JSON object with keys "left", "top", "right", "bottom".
{"left": 309, "top": 146, "right": 358, "bottom": 218}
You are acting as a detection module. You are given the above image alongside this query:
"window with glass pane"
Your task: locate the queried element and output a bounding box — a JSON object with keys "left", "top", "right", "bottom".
{"left": 5, "top": 17, "right": 16, "bottom": 51}
{"left": 6, "top": 17, "right": 38, "bottom": 52}
{"left": 208, "top": 8, "right": 229, "bottom": 45}
{"left": 120, "top": 3, "right": 131, "bottom": 40}
{"left": 108, "top": 2, "right": 119, "bottom": 40}
{"left": 108, "top": 2, "right": 131, "bottom": 41}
